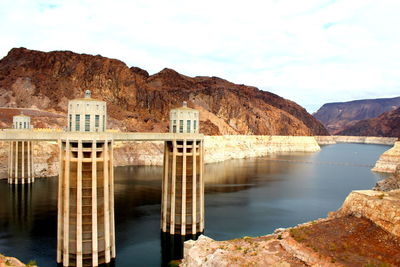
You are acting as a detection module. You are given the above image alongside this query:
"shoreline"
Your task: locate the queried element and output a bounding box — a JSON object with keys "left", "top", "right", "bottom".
{"left": 1, "top": 135, "right": 397, "bottom": 180}
{"left": 315, "top": 135, "right": 397, "bottom": 146}
{"left": 0, "top": 135, "right": 321, "bottom": 179}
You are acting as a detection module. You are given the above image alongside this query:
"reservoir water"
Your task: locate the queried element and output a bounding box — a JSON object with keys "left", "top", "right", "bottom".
{"left": 0, "top": 143, "right": 390, "bottom": 266}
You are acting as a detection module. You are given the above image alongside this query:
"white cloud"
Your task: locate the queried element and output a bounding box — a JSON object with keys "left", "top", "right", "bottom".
{"left": 0, "top": 0, "right": 399, "bottom": 112}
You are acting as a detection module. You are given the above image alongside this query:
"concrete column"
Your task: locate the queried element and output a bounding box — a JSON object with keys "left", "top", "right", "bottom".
{"left": 8, "top": 141, "right": 12, "bottom": 184}
{"left": 27, "top": 142, "right": 31, "bottom": 183}
{"left": 14, "top": 141, "right": 18, "bottom": 184}
{"left": 161, "top": 138, "right": 204, "bottom": 236}
{"left": 109, "top": 140, "right": 116, "bottom": 259}
{"left": 161, "top": 142, "right": 169, "bottom": 232}
{"left": 22, "top": 141, "right": 25, "bottom": 184}
{"left": 62, "top": 139, "right": 70, "bottom": 267}
{"left": 91, "top": 141, "right": 98, "bottom": 267}
{"left": 57, "top": 140, "right": 64, "bottom": 263}
{"left": 181, "top": 140, "right": 187, "bottom": 235}
{"left": 170, "top": 140, "right": 177, "bottom": 235}
{"left": 199, "top": 140, "right": 204, "bottom": 232}
{"left": 76, "top": 140, "right": 83, "bottom": 267}
{"left": 103, "top": 139, "right": 111, "bottom": 263}
{"left": 192, "top": 139, "right": 197, "bottom": 234}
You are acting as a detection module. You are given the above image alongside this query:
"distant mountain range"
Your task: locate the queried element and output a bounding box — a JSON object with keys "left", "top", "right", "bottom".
{"left": 336, "top": 107, "right": 400, "bottom": 137}
{"left": 0, "top": 47, "right": 328, "bottom": 136}
{"left": 313, "top": 97, "right": 400, "bottom": 136}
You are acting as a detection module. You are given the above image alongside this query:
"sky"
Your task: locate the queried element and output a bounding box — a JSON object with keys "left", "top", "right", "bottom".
{"left": 1, "top": 0, "right": 400, "bottom": 113}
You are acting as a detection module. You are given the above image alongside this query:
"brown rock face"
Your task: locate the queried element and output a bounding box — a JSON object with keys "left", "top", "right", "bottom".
{"left": 314, "top": 97, "right": 400, "bottom": 135}
{"left": 337, "top": 107, "right": 400, "bottom": 137}
{"left": 0, "top": 47, "right": 328, "bottom": 135}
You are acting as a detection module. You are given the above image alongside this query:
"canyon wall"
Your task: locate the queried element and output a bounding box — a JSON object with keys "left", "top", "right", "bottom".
{"left": 313, "top": 97, "right": 400, "bottom": 134}
{"left": 0, "top": 136, "right": 320, "bottom": 179}
{"left": 372, "top": 141, "right": 400, "bottom": 173}
{"left": 0, "top": 48, "right": 328, "bottom": 136}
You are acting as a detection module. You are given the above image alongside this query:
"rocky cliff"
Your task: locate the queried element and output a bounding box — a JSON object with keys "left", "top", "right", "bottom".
{"left": 336, "top": 107, "right": 400, "bottom": 137}
{"left": 372, "top": 141, "right": 400, "bottom": 173}
{"left": 0, "top": 47, "right": 328, "bottom": 136}
{"left": 374, "top": 166, "right": 400, "bottom": 191}
{"left": 313, "top": 97, "right": 400, "bottom": 135}
{"left": 182, "top": 190, "right": 400, "bottom": 267}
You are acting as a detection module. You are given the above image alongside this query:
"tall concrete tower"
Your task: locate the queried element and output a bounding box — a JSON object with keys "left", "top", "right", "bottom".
{"left": 161, "top": 102, "right": 204, "bottom": 236}
{"left": 57, "top": 90, "right": 115, "bottom": 267}
{"left": 8, "top": 114, "right": 34, "bottom": 184}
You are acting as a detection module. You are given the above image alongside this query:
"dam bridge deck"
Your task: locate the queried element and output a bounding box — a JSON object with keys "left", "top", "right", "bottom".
{"left": 0, "top": 129, "right": 204, "bottom": 141}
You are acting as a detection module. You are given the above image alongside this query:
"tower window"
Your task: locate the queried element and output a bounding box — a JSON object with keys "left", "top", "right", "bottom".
{"left": 187, "top": 120, "right": 191, "bottom": 133}
{"left": 173, "top": 125, "right": 176, "bottom": 133}
{"left": 179, "top": 120, "right": 183, "bottom": 133}
{"left": 103, "top": 115, "right": 105, "bottom": 131}
{"left": 95, "top": 115, "right": 99, "bottom": 130}
{"left": 69, "top": 114, "right": 72, "bottom": 131}
{"left": 24, "top": 122, "right": 26, "bottom": 129}
{"left": 194, "top": 120, "right": 197, "bottom": 131}
{"left": 75, "top": 114, "right": 80, "bottom": 131}
{"left": 85, "top": 114, "right": 90, "bottom": 132}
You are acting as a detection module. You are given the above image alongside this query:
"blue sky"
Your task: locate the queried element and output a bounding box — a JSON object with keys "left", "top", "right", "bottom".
{"left": 1, "top": 0, "right": 399, "bottom": 112}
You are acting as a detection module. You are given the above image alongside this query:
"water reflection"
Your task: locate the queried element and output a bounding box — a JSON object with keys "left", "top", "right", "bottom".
{"left": 10, "top": 185, "right": 33, "bottom": 231}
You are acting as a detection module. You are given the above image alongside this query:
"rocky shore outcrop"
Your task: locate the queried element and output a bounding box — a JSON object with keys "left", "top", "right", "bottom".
{"left": 332, "top": 190, "right": 400, "bottom": 237}
{"left": 181, "top": 190, "right": 400, "bottom": 267}
{"left": 0, "top": 254, "right": 36, "bottom": 267}
{"left": 372, "top": 141, "right": 400, "bottom": 173}
{"left": 0, "top": 136, "right": 320, "bottom": 179}
{"left": 374, "top": 167, "right": 400, "bottom": 191}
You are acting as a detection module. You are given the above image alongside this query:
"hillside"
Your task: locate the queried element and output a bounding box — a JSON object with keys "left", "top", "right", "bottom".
{"left": 0, "top": 47, "right": 328, "bottom": 136}
{"left": 337, "top": 107, "right": 400, "bottom": 137}
{"left": 313, "top": 97, "right": 400, "bottom": 134}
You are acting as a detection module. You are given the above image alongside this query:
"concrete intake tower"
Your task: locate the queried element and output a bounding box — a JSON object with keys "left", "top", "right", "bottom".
{"left": 57, "top": 90, "right": 116, "bottom": 267}
{"left": 161, "top": 102, "right": 204, "bottom": 236}
{"left": 8, "top": 114, "right": 34, "bottom": 184}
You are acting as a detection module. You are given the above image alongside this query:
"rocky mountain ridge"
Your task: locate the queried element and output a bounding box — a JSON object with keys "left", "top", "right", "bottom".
{"left": 313, "top": 97, "right": 400, "bottom": 134}
{"left": 337, "top": 107, "right": 400, "bottom": 137}
{"left": 0, "top": 47, "right": 328, "bottom": 136}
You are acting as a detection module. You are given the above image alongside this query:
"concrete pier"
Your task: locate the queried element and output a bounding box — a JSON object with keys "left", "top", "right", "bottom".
{"left": 8, "top": 115, "right": 34, "bottom": 184}
{"left": 161, "top": 102, "right": 204, "bottom": 236}
{"left": 161, "top": 139, "right": 204, "bottom": 236}
{"left": 57, "top": 138, "right": 116, "bottom": 267}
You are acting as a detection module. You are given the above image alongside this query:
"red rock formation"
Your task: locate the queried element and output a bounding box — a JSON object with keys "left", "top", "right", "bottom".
{"left": 0, "top": 47, "right": 328, "bottom": 135}
{"left": 313, "top": 97, "right": 400, "bottom": 134}
{"left": 337, "top": 107, "right": 400, "bottom": 137}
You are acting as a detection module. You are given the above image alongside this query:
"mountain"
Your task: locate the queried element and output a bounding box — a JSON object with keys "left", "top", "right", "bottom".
{"left": 337, "top": 107, "right": 400, "bottom": 137}
{"left": 313, "top": 97, "right": 400, "bottom": 134}
{"left": 0, "top": 47, "right": 328, "bottom": 136}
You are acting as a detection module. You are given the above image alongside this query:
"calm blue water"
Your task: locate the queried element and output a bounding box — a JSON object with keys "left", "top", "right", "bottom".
{"left": 0, "top": 143, "right": 390, "bottom": 266}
